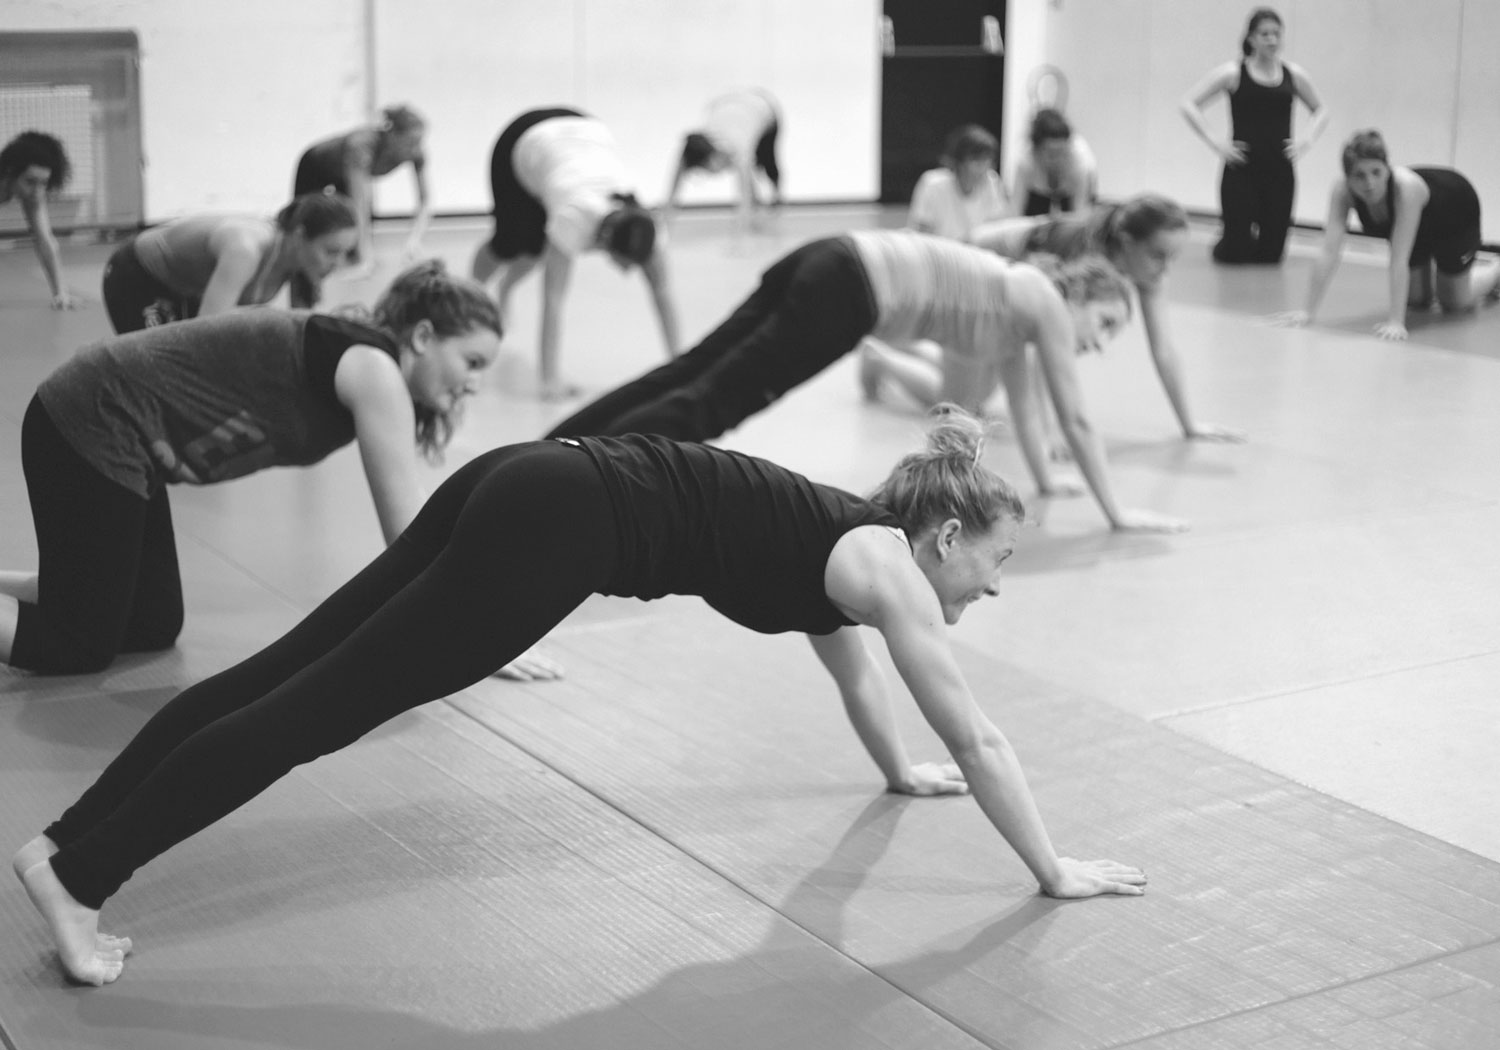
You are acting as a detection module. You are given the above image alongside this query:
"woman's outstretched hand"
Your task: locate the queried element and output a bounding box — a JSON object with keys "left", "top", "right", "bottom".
{"left": 1186, "top": 422, "right": 1247, "bottom": 443}
{"left": 1266, "top": 309, "right": 1311, "bottom": 328}
{"left": 1112, "top": 509, "right": 1190, "bottom": 533}
{"left": 892, "top": 761, "right": 970, "bottom": 796}
{"left": 492, "top": 644, "right": 565, "bottom": 682}
{"left": 1043, "top": 857, "right": 1148, "bottom": 898}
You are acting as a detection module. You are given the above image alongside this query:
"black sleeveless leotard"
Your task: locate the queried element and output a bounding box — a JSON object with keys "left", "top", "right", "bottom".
{"left": 1350, "top": 167, "right": 1482, "bottom": 275}
{"left": 575, "top": 434, "right": 902, "bottom": 636}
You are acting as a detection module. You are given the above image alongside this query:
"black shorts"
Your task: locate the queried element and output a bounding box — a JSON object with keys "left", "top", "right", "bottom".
{"left": 1410, "top": 226, "right": 1482, "bottom": 277}
{"left": 293, "top": 141, "right": 350, "bottom": 198}
{"left": 100, "top": 240, "right": 195, "bottom": 334}
{"left": 1408, "top": 168, "right": 1482, "bottom": 276}
{"left": 486, "top": 107, "right": 586, "bottom": 260}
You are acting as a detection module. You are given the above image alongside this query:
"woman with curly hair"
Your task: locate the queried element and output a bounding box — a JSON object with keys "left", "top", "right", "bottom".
{"left": 0, "top": 130, "right": 78, "bottom": 308}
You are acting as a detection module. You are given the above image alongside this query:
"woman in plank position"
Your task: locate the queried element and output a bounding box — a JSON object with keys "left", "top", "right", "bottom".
{"left": 15, "top": 406, "right": 1145, "bottom": 985}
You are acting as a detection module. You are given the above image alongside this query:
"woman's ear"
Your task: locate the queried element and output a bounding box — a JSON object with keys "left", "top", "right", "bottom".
{"left": 935, "top": 518, "right": 963, "bottom": 560}
{"left": 408, "top": 318, "right": 435, "bottom": 354}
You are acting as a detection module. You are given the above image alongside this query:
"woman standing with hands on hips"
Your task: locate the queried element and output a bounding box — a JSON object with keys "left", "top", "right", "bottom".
{"left": 1181, "top": 7, "right": 1327, "bottom": 265}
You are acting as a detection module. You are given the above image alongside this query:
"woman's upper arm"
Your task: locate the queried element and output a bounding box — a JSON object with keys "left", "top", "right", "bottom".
{"left": 807, "top": 627, "right": 872, "bottom": 691}
{"left": 1393, "top": 171, "right": 1429, "bottom": 228}
{"left": 641, "top": 249, "right": 669, "bottom": 291}
{"left": 1026, "top": 282, "right": 1087, "bottom": 420}
{"left": 411, "top": 155, "right": 430, "bottom": 201}
{"left": 1321, "top": 182, "right": 1352, "bottom": 246}
{"left": 1287, "top": 63, "right": 1324, "bottom": 111}
{"left": 199, "top": 230, "right": 263, "bottom": 313}
{"left": 20, "top": 193, "right": 51, "bottom": 234}
{"left": 855, "top": 554, "right": 988, "bottom": 754}
{"left": 1136, "top": 286, "right": 1169, "bottom": 354}
{"left": 1184, "top": 63, "right": 1235, "bottom": 108}
{"left": 334, "top": 346, "right": 422, "bottom": 535}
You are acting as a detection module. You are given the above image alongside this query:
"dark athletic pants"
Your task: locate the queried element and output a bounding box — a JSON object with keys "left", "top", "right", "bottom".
{"left": 1213, "top": 142, "right": 1295, "bottom": 264}
{"left": 45, "top": 441, "right": 616, "bottom": 910}
{"left": 545, "top": 237, "right": 876, "bottom": 442}
{"left": 10, "top": 397, "right": 184, "bottom": 674}
{"left": 100, "top": 240, "right": 193, "bottom": 334}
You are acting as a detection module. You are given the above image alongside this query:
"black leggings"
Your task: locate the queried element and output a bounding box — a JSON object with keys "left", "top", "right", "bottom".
{"left": 545, "top": 237, "right": 876, "bottom": 442}
{"left": 10, "top": 397, "right": 184, "bottom": 674}
{"left": 1213, "top": 145, "right": 1295, "bottom": 264}
{"left": 45, "top": 441, "right": 617, "bottom": 910}
{"left": 101, "top": 240, "right": 193, "bottom": 334}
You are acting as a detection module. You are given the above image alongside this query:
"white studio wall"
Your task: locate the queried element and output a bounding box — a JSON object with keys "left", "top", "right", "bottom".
{"left": 1023, "top": 0, "right": 1500, "bottom": 242}
{"left": 4, "top": 0, "right": 367, "bottom": 221}
{"left": 4, "top": 0, "right": 878, "bottom": 222}
{"left": 374, "top": 0, "right": 880, "bottom": 217}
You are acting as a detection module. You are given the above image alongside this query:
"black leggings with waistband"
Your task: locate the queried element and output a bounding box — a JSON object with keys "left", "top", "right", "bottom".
{"left": 45, "top": 440, "right": 617, "bottom": 909}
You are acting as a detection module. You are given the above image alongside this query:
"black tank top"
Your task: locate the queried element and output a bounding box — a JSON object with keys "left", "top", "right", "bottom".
{"left": 1350, "top": 167, "right": 1480, "bottom": 246}
{"left": 575, "top": 434, "right": 902, "bottom": 636}
{"left": 1229, "top": 61, "right": 1293, "bottom": 147}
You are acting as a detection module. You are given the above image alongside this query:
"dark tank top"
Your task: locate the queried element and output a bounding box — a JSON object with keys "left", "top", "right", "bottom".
{"left": 574, "top": 434, "right": 902, "bottom": 636}
{"left": 37, "top": 311, "right": 397, "bottom": 498}
{"left": 1229, "top": 61, "right": 1294, "bottom": 147}
{"left": 1350, "top": 167, "right": 1480, "bottom": 246}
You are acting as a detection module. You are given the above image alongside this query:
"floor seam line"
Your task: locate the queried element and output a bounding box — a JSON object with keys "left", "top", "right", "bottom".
{"left": 1149, "top": 646, "right": 1500, "bottom": 721}
{"left": 1101, "top": 935, "right": 1500, "bottom": 1050}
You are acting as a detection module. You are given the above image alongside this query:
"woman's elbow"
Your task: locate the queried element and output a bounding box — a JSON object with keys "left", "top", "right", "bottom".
{"left": 951, "top": 728, "right": 1013, "bottom": 769}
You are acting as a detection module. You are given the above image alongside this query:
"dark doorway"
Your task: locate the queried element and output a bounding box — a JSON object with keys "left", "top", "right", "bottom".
{"left": 879, "top": 0, "right": 1006, "bottom": 205}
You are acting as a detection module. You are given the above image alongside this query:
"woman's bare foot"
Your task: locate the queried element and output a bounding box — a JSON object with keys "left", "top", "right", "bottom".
{"left": 20, "top": 860, "right": 126, "bottom": 985}
{"left": 12, "top": 833, "right": 57, "bottom": 880}
{"left": 13, "top": 837, "right": 132, "bottom": 957}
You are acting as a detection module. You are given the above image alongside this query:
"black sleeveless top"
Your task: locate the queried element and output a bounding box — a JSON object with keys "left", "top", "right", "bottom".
{"left": 1229, "top": 61, "right": 1294, "bottom": 148}
{"left": 1350, "top": 167, "right": 1480, "bottom": 247}
{"left": 575, "top": 434, "right": 903, "bottom": 636}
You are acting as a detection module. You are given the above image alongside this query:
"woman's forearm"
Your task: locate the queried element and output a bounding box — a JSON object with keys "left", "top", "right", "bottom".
{"left": 645, "top": 258, "right": 682, "bottom": 356}
{"left": 1059, "top": 418, "right": 1125, "bottom": 527}
{"left": 31, "top": 232, "right": 65, "bottom": 296}
{"left": 1387, "top": 260, "right": 1411, "bottom": 323}
{"left": 954, "top": 735, "right": 1065, "bottom": 892}
{"left": 1140, "top": 303, "right": 1197, "bottom": 435}
{"left": 839, "top": 680, "right": 915, "bottom": 790}
{"left": 1303, "top": 251, "right": 1340, "bottom": 318}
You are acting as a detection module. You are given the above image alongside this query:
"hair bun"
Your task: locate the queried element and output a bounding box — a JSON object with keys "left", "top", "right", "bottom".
{"left": 925, "top": 403, "right": 988, "bottom": 467}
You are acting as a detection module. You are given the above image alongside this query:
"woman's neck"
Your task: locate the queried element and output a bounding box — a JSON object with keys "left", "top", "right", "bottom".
{"left": 1247, "top": 52, "right": 1280, "bottom": 75}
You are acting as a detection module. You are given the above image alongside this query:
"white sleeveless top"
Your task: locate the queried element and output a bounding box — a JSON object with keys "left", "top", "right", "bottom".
{"left": 513, "top": 116, "right": 633, "bottom": 257}
{"left": 847, "top": 229, "right": 1024, "bottom": 362}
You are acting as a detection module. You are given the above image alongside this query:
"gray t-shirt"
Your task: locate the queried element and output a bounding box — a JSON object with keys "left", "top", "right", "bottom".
{"left": 37, "top": 310, "right": 390, "bottom": 498}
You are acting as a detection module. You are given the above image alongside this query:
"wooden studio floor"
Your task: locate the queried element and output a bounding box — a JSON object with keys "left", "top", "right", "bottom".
{"left": 1, "top": 208, "right": 1499, "bottom": 1049}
